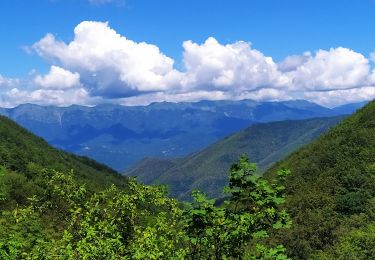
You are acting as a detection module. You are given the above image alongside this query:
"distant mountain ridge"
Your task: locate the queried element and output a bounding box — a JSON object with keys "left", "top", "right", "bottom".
{"left": 0, "top": 99, "right": 366, "bottom": 171}
{"left": 126, "top": 116, "right": 345, "bottom": 199}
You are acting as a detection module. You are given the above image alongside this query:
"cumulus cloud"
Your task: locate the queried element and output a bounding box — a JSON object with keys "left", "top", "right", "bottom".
{"left": 278, "top": 52, "right": 311, "bottom": 72}
{"left": 304, "top": 86, "right": 375, "bottom": 107}
{"left": 285, "top": 47, "right": 370, "bottom": 91}
{"left": 32, "top": 21, "right": 182, "bottom": 98}
{"left": 34, "top": 66, "right": 81, "bottom": 89}
{"left": 182, "top": 37, "right": 288, "bottom": 90}
{"left": 3, "top": 20, "right": 373, "bottom": 108}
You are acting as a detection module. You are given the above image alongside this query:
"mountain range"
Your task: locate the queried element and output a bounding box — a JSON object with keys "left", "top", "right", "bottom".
{"left": 0, "top": 100, "right": 367, "bottom": 172}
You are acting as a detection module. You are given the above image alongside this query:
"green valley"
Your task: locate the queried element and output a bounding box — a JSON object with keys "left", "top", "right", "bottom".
{"left": 0, "top": 115, "right": 291, "bottom": 259}
{"left": 127, "top": 116, "right": 344, "bottom": 200}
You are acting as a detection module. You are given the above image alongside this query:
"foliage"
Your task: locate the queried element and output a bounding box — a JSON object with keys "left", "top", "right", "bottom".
{"left": 1, "top": 99, "right": 375, "bottom": 259}
{"left": 265, "top": 100, "right": 375, "bottom": 259}
{"left": 183, "top": 155, "right": 291, "bottom": 259}
{"left": 0, "top": 155, "right": 290, "bottom": 259}
{"left": 127, "top": 116, "right": 343, "bottom": 200}
{"left": 312, "top": 222, "right": 375, "bottom": 259}
{"left": 0, "top": 166, "right": 6, "bottom": 202}
{"left": 0, "top": 115, "right": 127, "bottom": 194}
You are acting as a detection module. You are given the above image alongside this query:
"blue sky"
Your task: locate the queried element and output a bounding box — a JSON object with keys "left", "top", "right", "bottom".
{"left": 0, "top": 0, "right": 375, "bottom": 107}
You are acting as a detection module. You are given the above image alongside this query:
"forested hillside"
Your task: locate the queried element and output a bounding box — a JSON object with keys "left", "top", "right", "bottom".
{"left": 0, "top": 115, "right": 127, "bottom": 195}
{"left": 0, "top": 115, "right": 291, "bottom": 258}
{"left": 127, "top": 116, "right": 343, "bottom": 199}
{"left": 265, "top": 100, "right": 375, "bottom": 259}
{"left": 1, "top": 100, "right": 374, "bottom": 258}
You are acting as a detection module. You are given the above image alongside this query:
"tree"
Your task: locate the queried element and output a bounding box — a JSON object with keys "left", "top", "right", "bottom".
{"left": 0, "top": 155, "right": 291, "bottom": 259}
{"left": 183, "top": 155, "right": 291, "bottom": 259}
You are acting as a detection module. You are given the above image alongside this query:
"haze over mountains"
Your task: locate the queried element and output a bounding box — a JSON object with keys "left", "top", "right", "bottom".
{"left": 0, "top": 99, "right": 366, "bottom": 172}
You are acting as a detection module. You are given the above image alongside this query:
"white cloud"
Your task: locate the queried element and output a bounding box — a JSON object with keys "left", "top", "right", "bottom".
{"left": 5, "top": 20, "right": 371, "bottom": 108}
{"left": 304, "top": 86, "right": 375, "bottom": 107}
{"left": 182, "top": 37, "right": 288, "bottom": 90}
{"left": 367, "top": 69, "right": 375, "bottom": 85}
{"left": 285, "top": 47, "right": 370, "bottom": 90}
{"left": 34, "top": 66, "right": 81, "bottom": 89}
{"left": 33, "top": 21, "right": 182, "bottom": 98}
{"left": 1, "top": 87, "right": 92, "bottom": 107}
{"left": 278, "top": 52, "right": 311, "bottom": 72}
{"left": 235, "top": 88, "right": 291, "bottom": 102}
{"left": 118, "top": 88, "right": 291, "bottom": 106}
{"left": 119, "top": 90, "right": 229, "bottom": 106}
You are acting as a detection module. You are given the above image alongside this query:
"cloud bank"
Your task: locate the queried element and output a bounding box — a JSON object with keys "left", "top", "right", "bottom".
{"left": 1, "top": 21, "right": 374, "bottom": 107}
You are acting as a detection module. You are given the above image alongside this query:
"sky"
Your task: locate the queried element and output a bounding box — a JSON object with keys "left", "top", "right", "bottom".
{"left": 0, "top": 0, "right": 375, "bottom": 107}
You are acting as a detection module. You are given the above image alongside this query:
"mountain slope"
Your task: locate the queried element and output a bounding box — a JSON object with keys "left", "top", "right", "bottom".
{"left": 264, "top": 100, "right": 375, "bottom": 259}
{"left": 126, "top": 116, "right": 344, "bottom": 199}
{"left": 0, "top": 115, "right": 291, "bottom": 259}
{"left": 0, "top": 99, "right": 360, "bottom": 171}
{"left": 0, "top": 115, "right": 127, "bottom": 205}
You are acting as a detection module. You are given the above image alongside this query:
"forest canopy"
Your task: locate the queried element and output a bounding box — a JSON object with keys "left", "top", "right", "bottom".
{"left": 0, "top": 156, "right": 290, "bottom": 259}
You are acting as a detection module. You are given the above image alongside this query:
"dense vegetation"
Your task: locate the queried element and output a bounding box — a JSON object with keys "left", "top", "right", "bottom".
{"left": 0, "top": 115, "right": 128, "bottom": 191}
{"left": 1, "top": 98, "right": 374, "bottom": 258}
{"left": 127, "top": 116, "right": 343, "bottom": 200}
{"left": 265, "top": 100, "right": 375, "bottom": 259}
{"left": 0, "top": 160, "right": 291, "bottom": 258}
{"left": 0, "top": 115, "right": 291, "bottom": 258}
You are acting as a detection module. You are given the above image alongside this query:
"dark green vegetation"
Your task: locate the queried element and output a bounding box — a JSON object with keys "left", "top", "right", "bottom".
{"left": 1, "top": 98, "right": 374, "bottom": 259}
{"left": 1, "top": 99, "right": 362, "bottom": 171}
{"left": 0, "top": 114, "right": 291, "bottom": 258}
{"left": 265, "top": 100, "right": 375, "bottom": 259}
{"left": 127, "top": 116, "right": 343, "bottom": 200}
{"left": 0, "top": 115, "right": 128, "bottom": 206}
{"left": 0, "top": 116, "right": 126, "bottom": 192}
